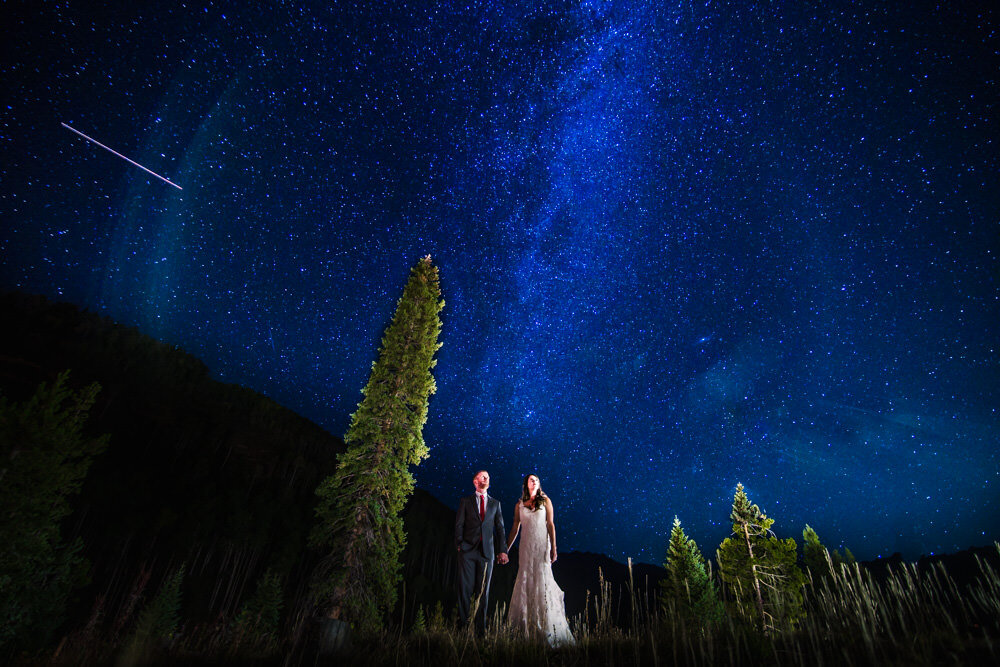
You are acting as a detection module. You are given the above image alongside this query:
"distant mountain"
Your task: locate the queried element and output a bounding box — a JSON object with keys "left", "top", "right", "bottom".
{"left": 0, "top": 292, "right": 345, "bottom": 628}
{"left": 861, "top": 546, "right": 1000, "bottom": 589}
{"left": 0, "top": 291, "right": 664, "bottom": 635}
{"left": 3, "top": 291, "right": 993, "bottom": 640}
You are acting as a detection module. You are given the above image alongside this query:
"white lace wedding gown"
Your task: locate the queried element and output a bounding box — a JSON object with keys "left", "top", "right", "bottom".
{"left": 508, "top": 503, "right": 575, "bottom": 646}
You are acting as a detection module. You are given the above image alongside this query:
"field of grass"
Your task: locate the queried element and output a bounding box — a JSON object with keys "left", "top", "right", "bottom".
{"left": 30, "top": 544, "right": 999, "bottom": 666}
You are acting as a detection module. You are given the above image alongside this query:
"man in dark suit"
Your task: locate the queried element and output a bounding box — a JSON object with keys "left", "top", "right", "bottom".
{"left": 455, "top": 470, "right": 509, "bottom": 632}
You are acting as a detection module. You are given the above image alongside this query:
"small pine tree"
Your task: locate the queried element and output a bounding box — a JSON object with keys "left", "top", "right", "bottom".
{"left": 233, "top": 570, "right": 284, "bottom": 648}
{"left": 660, "top": 516, "right": 723, "bottom": 628}
{"left": 411, "top": 606, "right": 427, "bottom": 635}
{"left": 122, "top": 564, "right": 185, "bottom": 662}
{"left": 802, "top": 525, "right": 832, "bottom": 579}
{"left": 831, "top": 547, "right": 857, "bottom": 571}
{"left": 310, "top": 256, "right": 444, "bottom": 634}
{"left": 428, "top": 601, "right": 445, "bottom": 632}
{"left": 717, "top": 484, "right": 806, "bottom": 632}
{"left": 0, "top": 371, "right": 109, "bottom": 651}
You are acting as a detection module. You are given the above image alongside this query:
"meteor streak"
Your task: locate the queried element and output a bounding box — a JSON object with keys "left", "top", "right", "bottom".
{"left": 61, "top": 122, "right": 182, "bottom": 190}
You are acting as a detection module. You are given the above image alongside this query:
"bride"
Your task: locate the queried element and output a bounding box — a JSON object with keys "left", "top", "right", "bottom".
{"left": 506, "top": 474, "right": 575, "bottom": 645}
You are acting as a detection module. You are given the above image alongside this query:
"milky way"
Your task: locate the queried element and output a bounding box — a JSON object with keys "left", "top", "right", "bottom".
{"left": 2, "top": 0, "right": 998, "bottom": 562}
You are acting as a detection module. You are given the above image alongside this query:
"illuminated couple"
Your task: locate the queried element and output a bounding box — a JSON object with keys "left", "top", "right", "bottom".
{"left": 454, "top": 470, "right": 575, "bottom": 646}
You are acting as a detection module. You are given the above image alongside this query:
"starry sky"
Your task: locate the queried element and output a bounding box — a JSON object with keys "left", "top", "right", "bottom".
{"left": 2, "top": 0, "right": 998, "bottom": 563}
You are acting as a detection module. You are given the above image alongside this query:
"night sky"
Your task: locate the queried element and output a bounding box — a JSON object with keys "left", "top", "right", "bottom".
{"left": 2, "top": 1, "right": 998, "bottom": 563}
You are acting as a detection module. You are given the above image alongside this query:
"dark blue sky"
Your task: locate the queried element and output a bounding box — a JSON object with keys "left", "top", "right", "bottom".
{"left": 2, "top": 0, "right": 998, "bottom": 563}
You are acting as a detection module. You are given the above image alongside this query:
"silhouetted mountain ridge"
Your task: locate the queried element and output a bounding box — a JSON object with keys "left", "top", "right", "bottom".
{"left": 1, "top": 291, "right": 995, "bottom": 637}
{"left": 0, "top": 291, "right": 346, "bottom": 627}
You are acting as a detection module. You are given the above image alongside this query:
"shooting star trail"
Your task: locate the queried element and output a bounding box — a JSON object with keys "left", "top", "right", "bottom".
{"left": 61, "top": 122, "right": 182, "bottom": 190}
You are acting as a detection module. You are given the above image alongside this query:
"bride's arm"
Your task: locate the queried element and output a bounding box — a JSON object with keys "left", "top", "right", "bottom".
{"left": 506, "top": 501, "right": 521, "bottom": 550}
{"left": 545, "top": 497, "right": 557, "bottom": 563}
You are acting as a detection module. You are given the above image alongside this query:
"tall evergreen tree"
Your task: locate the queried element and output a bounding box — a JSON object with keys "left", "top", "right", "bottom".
{"left": 717, "top": 484, "right": 805, "bottom": 632}
{"left": 659, "top": 516, "right": 722, "bottom": 628}
{"left": 0, "top": 371, "right": 109, "bottom": 652}
{"left": 310, "top": 256, "right": 444, "bottom": 634}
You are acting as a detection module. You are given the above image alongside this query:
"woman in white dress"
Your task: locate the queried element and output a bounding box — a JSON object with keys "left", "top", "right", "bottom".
{"left": 506, "top": 474, "right": 575, "bottom": 645}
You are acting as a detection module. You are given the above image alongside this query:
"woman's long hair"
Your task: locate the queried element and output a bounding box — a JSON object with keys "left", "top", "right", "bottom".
{"left": 520, "top": 474, "right": 547, "bottom": 511}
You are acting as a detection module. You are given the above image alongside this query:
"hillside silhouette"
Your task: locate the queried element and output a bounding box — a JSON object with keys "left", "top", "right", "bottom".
{"left": 0, "top": 292, "right": 664, "bottom": 642}
{"left": 2, "top": 291, "right": 995, "bottom": 661}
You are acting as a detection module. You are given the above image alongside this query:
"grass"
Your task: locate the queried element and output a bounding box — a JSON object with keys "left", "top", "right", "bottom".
{"left": 21, "top": 544, "right": 1000, "bottom": 665}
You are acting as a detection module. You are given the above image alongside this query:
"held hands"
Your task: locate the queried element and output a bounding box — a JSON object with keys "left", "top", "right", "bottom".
{"left": 497, "top": 552, "right": 509, "bottom": 565}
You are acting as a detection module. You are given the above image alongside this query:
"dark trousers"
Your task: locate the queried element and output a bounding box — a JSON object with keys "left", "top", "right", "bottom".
{"left": 457, "top": 547, "right": 494, "bottom": 632}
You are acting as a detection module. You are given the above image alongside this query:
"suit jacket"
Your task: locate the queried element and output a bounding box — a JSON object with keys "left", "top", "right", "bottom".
{"left": 455, "top": 493, "right": 507, "bottom": 560}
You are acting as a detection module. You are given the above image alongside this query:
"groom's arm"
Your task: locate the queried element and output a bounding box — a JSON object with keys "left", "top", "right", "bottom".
{"left": 494, "top": 501, "right": 507, "bottom": 556}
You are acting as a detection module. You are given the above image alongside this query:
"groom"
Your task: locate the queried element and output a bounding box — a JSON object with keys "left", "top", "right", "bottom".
{"left": 455, "top": 470, "right": 508, "bottom": 632}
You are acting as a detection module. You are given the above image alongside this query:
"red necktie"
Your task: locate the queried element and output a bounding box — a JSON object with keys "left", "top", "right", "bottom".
{"left": 479, "top": 494, "right": 485, "bottom": 521}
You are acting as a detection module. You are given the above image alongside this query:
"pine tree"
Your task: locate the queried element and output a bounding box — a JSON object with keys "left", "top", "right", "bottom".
{"left": 831, "top": 547, "right": 856, "bottom": 571}
{"left": 802, "top": 525, "right": 832, "bottom": 579}
{"left": 310, "top": 256, "right": 444, "bottom": 634}
{"left": 411, "top": 606, "right": 427, "bottom": 635}
{"left": 0, "top": 371, "right": 109, "bottom": 651}
{"left": 660, "top": 516, "right": 722, "bottom": 628}
{"left": 428, "top": 600, "right": 445, "bottom": 632}
{"left": 717, "top": 484, "right": 806, "bottom": 632}
{"left": 121, "top": 564, "right": 185, "bottom": 663}
{"left": 233, "top": 569, "right": 284, "bottom": 648}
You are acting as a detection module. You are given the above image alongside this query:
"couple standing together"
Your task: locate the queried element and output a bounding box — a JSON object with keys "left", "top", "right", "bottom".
{"left": 454, "top": 470, "right": 575, "bottom": 646}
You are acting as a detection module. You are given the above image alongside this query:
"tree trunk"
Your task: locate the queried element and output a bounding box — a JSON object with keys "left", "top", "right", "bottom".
{"left": 743, "top": 523, "right": 766, "bottom": 629}
{"left": 317, "top": 617, "right": 351, "bottom": 655}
